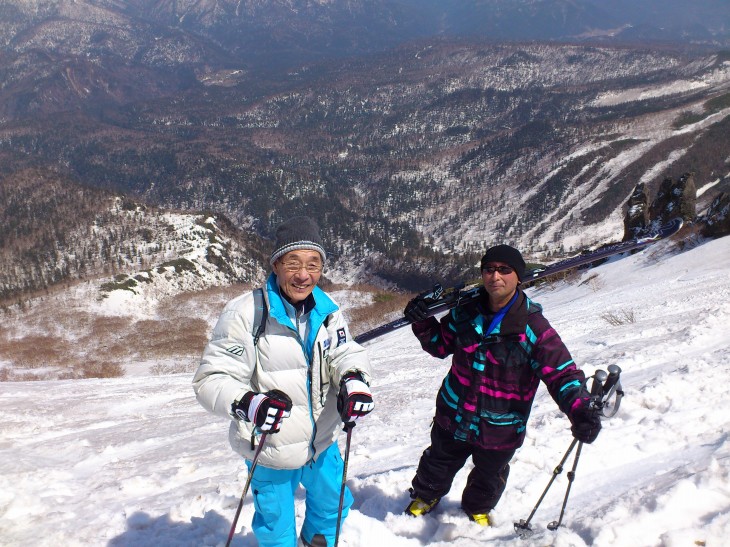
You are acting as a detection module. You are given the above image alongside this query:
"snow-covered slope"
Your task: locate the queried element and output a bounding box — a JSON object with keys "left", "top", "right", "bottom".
{"left": 1, "top": 236, "right": 729, "bottom": 546}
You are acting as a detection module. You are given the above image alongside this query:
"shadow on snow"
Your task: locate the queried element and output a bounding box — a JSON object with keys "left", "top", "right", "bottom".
{"left": 108, "top": 510, "right": 255, "bottom": 547}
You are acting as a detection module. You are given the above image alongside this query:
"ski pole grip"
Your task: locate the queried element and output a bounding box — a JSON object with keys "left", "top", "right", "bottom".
{"left": 602, "top": 365, "right": 622, "bottom": 396}
{"left": 591, "top": 370, "right": 607, "bottom": 397}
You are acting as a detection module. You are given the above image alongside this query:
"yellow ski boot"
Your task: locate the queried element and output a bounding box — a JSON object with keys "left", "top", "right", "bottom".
{"left": 468, "top": 513, "right": 491, "bottom": 526}
{"left": 404, "top": 497, "right": 440, "bottom": 517}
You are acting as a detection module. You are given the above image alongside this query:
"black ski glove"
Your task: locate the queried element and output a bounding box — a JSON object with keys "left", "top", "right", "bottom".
{"left": 337, "top": 372, "right": 374, "bottom": 423}
{"left": 404, "top": 296, "right": 430, "bottom": 323}
{"left": 569, "top": 396, "right": 602, "bottom": 444}
{"left": 232, "top": 389, "right": 292, "bottom": 433}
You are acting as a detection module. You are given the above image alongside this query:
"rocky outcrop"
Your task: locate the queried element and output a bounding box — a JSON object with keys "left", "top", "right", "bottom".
{"left": 624, "top": 172, "right": 696, "bottom": 239}
{"left": 700, "top": 192, "right": 730, "bottom": 238}
{"left": 649, "top": 172, "right": 697, "bottom": 223}
{"left": 623, "top": 183, "right": 650, "bottom": 240}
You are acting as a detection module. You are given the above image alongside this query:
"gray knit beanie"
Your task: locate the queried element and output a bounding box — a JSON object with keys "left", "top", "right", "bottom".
{"left": 269, "top": 216, "right": 327, "bottom": 265}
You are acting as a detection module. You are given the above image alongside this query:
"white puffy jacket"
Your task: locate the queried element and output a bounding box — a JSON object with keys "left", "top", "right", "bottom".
{"left": 192, "top": 274, "right": 371, "bottom": 469}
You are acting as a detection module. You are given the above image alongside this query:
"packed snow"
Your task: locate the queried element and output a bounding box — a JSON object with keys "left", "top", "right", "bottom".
{"left": 1, "top": 236, "right": 729, "bottom": 546}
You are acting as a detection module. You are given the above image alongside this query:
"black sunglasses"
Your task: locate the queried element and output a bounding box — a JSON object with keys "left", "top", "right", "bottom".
{"left": 482, "top": 265, "right": 515, "bottom": 275}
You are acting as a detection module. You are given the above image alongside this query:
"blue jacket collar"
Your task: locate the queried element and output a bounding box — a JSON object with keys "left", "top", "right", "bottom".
{"left": 265, "top": 273, "right": 339, "bottom": 358}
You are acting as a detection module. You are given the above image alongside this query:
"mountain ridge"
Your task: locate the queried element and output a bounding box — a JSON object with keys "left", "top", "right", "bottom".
{"left": 2, "top": 41, "right": 730, "bottom": 299}
{"left": 1, "top": 3, "right": 730, "bottom": 300}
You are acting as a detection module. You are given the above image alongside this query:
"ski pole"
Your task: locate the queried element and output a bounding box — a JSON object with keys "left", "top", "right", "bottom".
{"left": 335, "top": 421, "right": 355, "bottom": 547}
{"left": 514, "top": 437, "right": 578, "bottom": 538}
{"left": 600, "top": 365, "right": 623, "bottom": 418}
{"left": 225, "top": 432, "right": 268, "bottom": 547}
{"left": 514, "top": 369, "right": 609, "bottom": 538}
{"left": 602, "top": 365, "right": 621, "bottom": 396}
{"left": 547, "top": 440, "right": 583, "bottom": 531}
{"left": 544, "top": 369, "right": 607, "bottom": 532}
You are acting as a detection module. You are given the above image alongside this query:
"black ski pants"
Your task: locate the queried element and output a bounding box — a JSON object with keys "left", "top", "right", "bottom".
{"left": 410, "top": 423, "right": 515, "bottom": 514}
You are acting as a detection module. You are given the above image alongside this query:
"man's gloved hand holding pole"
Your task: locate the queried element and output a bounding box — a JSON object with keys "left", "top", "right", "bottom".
{"left": 337, "top": 371, "right": 374, "bottom": 424}
{"left": 233, "top": 389, "right": 293, "bottom": 433}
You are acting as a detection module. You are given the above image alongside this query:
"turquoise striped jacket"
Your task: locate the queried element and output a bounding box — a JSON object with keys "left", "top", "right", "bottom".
{"left": 412, "top": 287, "right": 585, "bottom": 450}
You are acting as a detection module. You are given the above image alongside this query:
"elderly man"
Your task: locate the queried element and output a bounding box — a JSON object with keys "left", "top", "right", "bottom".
{"left": 193, "top": 216, "right": 374, "bottom": 547}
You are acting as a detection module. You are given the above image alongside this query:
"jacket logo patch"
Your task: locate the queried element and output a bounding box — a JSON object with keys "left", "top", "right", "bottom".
{"left": 337, "top": 328, "right": 347, "bottom": 347}
{"left": 226, "top": 345, "right": 245, "bottom": 356}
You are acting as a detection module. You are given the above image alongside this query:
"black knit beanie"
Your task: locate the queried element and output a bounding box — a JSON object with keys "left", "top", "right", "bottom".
{"left": 270, "top": 216, "right": 327, "bottom": 265}
{"left": 480, "top": 244, "right": 525, "bottom": 281}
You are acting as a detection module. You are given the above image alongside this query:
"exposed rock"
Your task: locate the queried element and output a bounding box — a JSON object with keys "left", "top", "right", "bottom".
{"left": 648, "top": 172, "right": 696, "bottom": 224}
{"left": 700, "top": 192, "right": 730, "bottom": 238}
{"left": 624, "top": 173, "right": 697, "bottom": 239}
{"left": 623, "top": 183, "right": 650, "bottom": 240}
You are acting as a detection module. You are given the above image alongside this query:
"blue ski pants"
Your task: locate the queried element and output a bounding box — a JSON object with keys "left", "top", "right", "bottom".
{"left": 247, "top": 442, "right": 353, "bottom": 547}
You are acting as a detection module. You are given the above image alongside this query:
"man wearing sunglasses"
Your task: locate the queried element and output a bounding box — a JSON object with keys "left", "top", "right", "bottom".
{"left": 402, "top": 244, "right": 600, "bottom": 526}
{"left": 193, "top": 216, "right": 373, "bottom": 547}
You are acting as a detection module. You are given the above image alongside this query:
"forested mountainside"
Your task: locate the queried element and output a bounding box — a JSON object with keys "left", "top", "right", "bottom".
{"left": 0, "top": 169, "right": 268, "bottom": 304}
{"left": 2, "top": 1, "right": 730, "bottom": 302}
{"left": 2, "top": 42, "right": 729, "bottom": 296}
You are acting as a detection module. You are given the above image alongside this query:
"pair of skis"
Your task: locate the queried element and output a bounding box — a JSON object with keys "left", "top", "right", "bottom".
{"left": 354, "top": 217, "right": 683, "bottom": 344}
